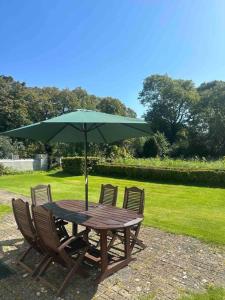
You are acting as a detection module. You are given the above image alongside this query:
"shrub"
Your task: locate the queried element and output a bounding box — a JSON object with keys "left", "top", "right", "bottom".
{"left": 0, "top": 163, "right": 13, "bottom": 176}
{"left": 95, "top": 163, "right": 225, "bottom": 187}
{"left": 0, "top": 136, "right": 26, "bottom": 159}
{"left": 143, "top": 132, "right": 170, "bottom": 158}
{"left": 61, "top": 157, "right": 100, "bottom": 175}
{"left": 143, "top": 137, "right": 158, "bottom": 157}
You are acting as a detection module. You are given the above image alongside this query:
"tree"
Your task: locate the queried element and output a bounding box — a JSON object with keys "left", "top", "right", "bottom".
{"left": 72, "top": 87, "right": 99, "bottom": 110}
{"left": 0, "top": 136, "right": 25, "bottom": 159}
{"left": 54, "top": 89, "right": 80, "bottom": 114}
{"left": 26, "top": 87, "right": 59, "bottom": 122}
{"left": 96, "top": 97, "right": 136, "bottom": 117}
{"left": 189, "top": 81, "right": 225, "bottom": 156}
{"left": 139, "top": 74, "right": 199, "bottom": 143}
{"left": 0, "top": 76, "right": 30, "bottom": 131}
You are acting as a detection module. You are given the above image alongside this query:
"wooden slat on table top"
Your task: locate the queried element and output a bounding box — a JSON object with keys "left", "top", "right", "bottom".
{"left": 44, "top": 200, "right": 143, "bottom": 230}
{"left": 81, "top": 209, "right": 134, "bottom": 223}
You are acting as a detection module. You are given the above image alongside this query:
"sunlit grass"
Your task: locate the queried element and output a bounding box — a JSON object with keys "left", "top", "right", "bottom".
{"left": 180, "top": 286, "right": 225, "bottom": 300}
{"left": 113, "top": 157, "right": 225, "bottom": 170}
{"left": 0, "top": 170, "right": 225, "bottom": 244}
{"left": 140, "top": 287, "right": 225, "bottom": 300}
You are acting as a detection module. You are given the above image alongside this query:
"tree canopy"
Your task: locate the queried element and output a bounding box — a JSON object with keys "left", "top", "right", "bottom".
{"left": 0, "top": 75, "right": 136, "bottom": 132}
{"left": 2, "top": 73, "right": 225, "bottom": 160}
{"left": 139, "top": 75, "right": 199, "bottom": 143}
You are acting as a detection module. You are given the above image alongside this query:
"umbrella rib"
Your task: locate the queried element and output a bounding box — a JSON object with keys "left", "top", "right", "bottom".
{"left": 46, "top": 123, "right": 82, "bottom": 143}
{"left": 68, "top": 124, "right": 82, "bottom": 132}
{"left": 87, "top": 123, "right": 105, "bottom": 132}
{"left": 122, "top": 123, "right": 150, "bottom": 134}
{"left": 45, "top": 124, "right": 68, "bottom": 143}
{"left": 97, "top": 127, "right": 107, "bottom": 143}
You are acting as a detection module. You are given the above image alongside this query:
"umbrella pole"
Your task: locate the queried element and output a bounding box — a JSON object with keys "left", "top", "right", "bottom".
{"left": 84, "top": 124, "right": 88, "bottom": 211}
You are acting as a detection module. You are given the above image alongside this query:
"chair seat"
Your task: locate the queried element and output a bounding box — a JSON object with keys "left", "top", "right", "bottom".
{"left": 65, "top": 237, "right": 89, "bottom": 255}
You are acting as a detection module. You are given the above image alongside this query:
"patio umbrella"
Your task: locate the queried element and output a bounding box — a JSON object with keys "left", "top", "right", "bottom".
{"left": 1, "top": 109, "right": 151, "bottom": 210}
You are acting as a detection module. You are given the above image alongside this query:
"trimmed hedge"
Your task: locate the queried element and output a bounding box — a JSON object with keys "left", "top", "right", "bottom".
{"left": 61, "top": 157, "right": 100, "bottom": 175}
{"left": 95, "top": 163, "right": 225, "bottom": 187}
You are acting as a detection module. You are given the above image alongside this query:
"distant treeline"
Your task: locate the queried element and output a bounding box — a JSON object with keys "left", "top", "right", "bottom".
{"left": 1, "top": 73, "right": 225, "bottom": 160}
{"left": 0, "top": 75, "right": 136, "bottom": 159}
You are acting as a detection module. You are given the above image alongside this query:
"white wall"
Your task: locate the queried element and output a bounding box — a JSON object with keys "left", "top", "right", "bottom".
{"left": 0, "top": 158, "right": 48, "bottom": 171}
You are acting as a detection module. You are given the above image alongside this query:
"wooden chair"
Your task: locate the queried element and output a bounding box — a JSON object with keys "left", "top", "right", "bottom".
{"left": 30, "top": 184, "right": 53, "bottom": 206}
{"left": 99, "top": 184, "right": 118, "bottom": 206}
{"left": 32, "top": 205, "right": 89, "bottom": 296}
{"left": 88, "top": 184, "right": 118, "bottom": 247}
{"left": 107, "top": 187, "right": 146, "bottom": 251}
{"left": 11, "top": 198, "right": 48, "bottom": 274}
{"left": 31, "top": 184, "right": 68, "bottom": 240}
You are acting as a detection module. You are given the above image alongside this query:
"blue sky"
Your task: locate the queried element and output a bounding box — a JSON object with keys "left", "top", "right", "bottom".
{"left": 0, "top": 0, "right": 225, "bottom": 116}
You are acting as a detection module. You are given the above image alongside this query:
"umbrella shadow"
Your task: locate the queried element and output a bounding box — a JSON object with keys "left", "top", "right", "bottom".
{"left": 47, "top": 170, "right": 74, "bottom": 178}
{"left": 92, "top": 173, "right": 225, "bottom": 189}
{"left": 43, "top": 202, "right": 91, "bottom": 225}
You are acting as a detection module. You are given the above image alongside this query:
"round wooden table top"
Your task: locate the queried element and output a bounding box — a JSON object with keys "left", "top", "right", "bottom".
{"left": 44, "top": 200, "right": 143, "bottom": 230}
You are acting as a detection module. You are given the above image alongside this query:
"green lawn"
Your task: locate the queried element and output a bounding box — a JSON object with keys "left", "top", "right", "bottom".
{"left": 0, "top": 170, "right": 225, "bottom": 245}
{"left": 141, "top": 287, "right": 225, "bottom": 300}
{"left": 180, "top": 286, "right": 225, "bottom": 300}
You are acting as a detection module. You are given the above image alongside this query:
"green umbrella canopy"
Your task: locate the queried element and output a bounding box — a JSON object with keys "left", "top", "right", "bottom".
{"left": 1, "top": 109, "right": 151, "bottom": 143}
{"left": 1, "top": 109, "right": 151, "bottom": 210}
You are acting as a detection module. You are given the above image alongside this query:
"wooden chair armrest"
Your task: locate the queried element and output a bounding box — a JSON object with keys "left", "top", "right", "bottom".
{"left": 58, "top": 236, "right": 77, "bottom": 252}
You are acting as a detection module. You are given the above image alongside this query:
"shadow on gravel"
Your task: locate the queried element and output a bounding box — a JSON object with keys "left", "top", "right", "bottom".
{"left": 0, "top": 237, "right": 99, "bottom": 299}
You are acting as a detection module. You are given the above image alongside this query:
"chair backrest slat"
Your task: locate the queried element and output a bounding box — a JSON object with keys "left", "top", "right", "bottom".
{"left": 32, "top": 205, "right": 60, "bottom": 253}
{"left": 31, "top": 184, "right": 52, "bottom": 206}
{"left": 12, "top": 198, "right": 36, "bottom": 244}
{"left": 123, "top": 187, "right": 145, "bottom": 214}
{"left": 99, "top": 184, "right": 118, "bottom": 206}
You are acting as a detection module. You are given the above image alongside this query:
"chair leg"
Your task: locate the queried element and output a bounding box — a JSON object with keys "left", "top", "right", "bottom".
{"left": 135, "top": 238, "right": 146, "bottom": 249}
{"left": 107, "top": 234, "right": 117, "bottom": 251}
{"left": 36, "top": 256, "right": 53, "bottom": 278}
{"left": 32, "top": 254, "right": 51, "bottom": 277}
{"left": 108, "top": 226, "right": 146, "bottom": 252}
{"left": 130, "top": 227, "right": 146, "bottom": 251}
{"left": 17, "top": 245, "right": 32, "bottom": 264}
{"left": 16, "top": 245, "right": 34, "bottom": 273}
{"left": 107, "top": 230, "right": 128, "bottom": 251}
{"left": 57, "top": 251, "right": 87, "bottom": 297}
{"left": 57, "top": 264, "right": 78, "bottom": 296}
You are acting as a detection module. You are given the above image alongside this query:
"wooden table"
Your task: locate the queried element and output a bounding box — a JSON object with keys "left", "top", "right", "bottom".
{"left": 44, "top": 200, "right": 143, "bottom": 282}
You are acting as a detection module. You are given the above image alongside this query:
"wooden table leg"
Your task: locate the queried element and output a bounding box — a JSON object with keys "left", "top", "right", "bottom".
{"left": 100, "top": 229, "right": 108, "bottom": 273}
{"left": 95, "top": 227, "right": 134, "bottom": 283}
{"left": 124, "top": 227, "right": 131, "bottom": 259}
{"left": 96, "top": 229, "right": 108, "bottom": 282}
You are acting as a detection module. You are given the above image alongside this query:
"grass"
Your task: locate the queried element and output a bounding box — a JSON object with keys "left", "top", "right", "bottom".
{"left": 1, "top": 170, "right": 225, "bottom": 245}
{"left": 140, "top": 287, "right": 225, "bottom": 300}
{"left": 0, "top": 204, "right": 11, "bottom": 218}
{"left": 113, "top": 157, "right": 225, "bottom": 170}
{"left": 180, "top": 286, "right": 225, "bottom": 300}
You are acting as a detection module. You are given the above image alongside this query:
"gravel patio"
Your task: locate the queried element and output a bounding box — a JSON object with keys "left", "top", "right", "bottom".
{"left": 0, "top": 189, "right": 225, "bottom": 300}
